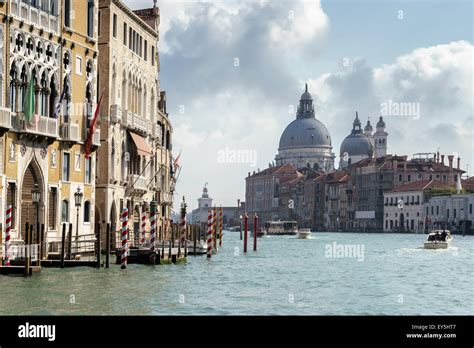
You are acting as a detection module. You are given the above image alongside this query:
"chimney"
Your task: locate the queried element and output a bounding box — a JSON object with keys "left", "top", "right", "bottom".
{"left": 447, "top": 155, "right": 454, "bottom": 170}
{"left": 248, "top": 172, "right": 250, "bottom": 177}
{"left": 436, "top": 151, "right": 440, "bottom": 163}
{"left": 253, "top": 171, "right": 256, "bottom": 175}
{"left": 441, "top": 155, "right": 445, "bottom": 164}
{"left": 457, "top": 157, "right": 461, "bottom": 169}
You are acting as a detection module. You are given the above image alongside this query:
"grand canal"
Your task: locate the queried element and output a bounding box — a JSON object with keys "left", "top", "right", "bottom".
{"left": 1, "top": 232, "right": 472, "bottom": 315}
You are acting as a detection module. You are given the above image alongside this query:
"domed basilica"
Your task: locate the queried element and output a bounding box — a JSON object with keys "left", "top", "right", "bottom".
{"left": 275, "top": 85, "right": 388, "bottom": 172}
{"left": 275, "top": 84, "right": 335, "bottom": 172}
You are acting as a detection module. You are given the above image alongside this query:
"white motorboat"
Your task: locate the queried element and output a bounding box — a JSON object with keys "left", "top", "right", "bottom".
{"left": 424, "top": 230, "right": 453, "bottom": 249}
{"left": 187, "top": 240, "right": 208, "bottom": 255}
{"left": 297, "top": 228, "right": 311, "bottom": 239}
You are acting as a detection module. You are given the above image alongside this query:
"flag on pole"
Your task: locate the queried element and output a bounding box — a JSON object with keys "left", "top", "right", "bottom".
{"left": 85, "top": 93, "right": 104, "bottom": 159}
{"left": 23, "top": 74, "right": 36, "bottom": 124}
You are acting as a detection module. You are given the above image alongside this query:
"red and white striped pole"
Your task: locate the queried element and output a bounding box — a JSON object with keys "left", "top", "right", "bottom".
{"left": 207, "top": 210, "right": 212, "bottom": 258}
{"left": 150, "top": 201, "right": 157, "bottom": 253}
{"left": 121, "top": 208, "right": 128, "bottom": 269}
{"left": 140, "top": 212, "right": 146, "bottom": 245}
{"left": 5, "top": 205, "right": 12, "bottom": 266}
{"left": 219, "top": 206, "right": 223, "bottom": 247}
{"left": 212, "top": 207, "right": 217, "bottom": 254}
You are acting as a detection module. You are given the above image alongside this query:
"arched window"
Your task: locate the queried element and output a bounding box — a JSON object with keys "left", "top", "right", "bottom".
{"left": 121, "top": 140, "right": 127, "bottom": 181}
{"left": 111, "top": 136, "right": 115, "bottom": 180}
{"left": 61, "top": 199, "right": 69, "bottom": 222}
{"left": 84, "top": 201, "right": 91, "bottom": 223}
{"left": 18, "top": 66, "right": 28, "bottom": 112}
{"left": 121, "top": 71, "right": 127, "bottom": 110}
{"left": 63, "top": 76, "right": 71, "bottom": 123}
{"left": 9, "top": 64, "right": 18, "bottom": 112}
{"left": 39, "top": 72, "right": 48, "bottom": 116}
{"left": 49, "top": 77, "right": 58, "bottom": 118}
{"left": 85, "top": 82, "right": 93, "bottom": 128}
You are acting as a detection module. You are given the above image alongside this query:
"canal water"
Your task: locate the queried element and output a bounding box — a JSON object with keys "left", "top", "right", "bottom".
{"left": 1, "top": 232, "right": 473, "bottom": 315}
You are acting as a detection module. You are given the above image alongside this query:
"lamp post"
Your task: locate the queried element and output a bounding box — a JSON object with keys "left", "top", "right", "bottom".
{"left": 31, "top": 184, "right": 40, "bottom": 243}
{"left": 74, "top": 187, "right": 83, "bottom": 252}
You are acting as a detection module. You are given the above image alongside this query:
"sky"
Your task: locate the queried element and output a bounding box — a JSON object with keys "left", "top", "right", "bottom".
{"left": 124, "top": 0, "right": 474, "bottom": 210}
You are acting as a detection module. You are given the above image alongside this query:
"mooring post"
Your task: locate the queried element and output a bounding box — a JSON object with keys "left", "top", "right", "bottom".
{"left": 243, "top": 213, "right": 248, "bottom": 253}
{"left": 4, "top": 205, "right": 12, "bottom": 267}
{"left": 105, "top": 223, "right": 110, "bottom": 268}
{"left": 60, "top": 223, "right": 66, "bottom": 268}
{"left": 68, "top": 223, "right": 73, "bottom": 260}
{"left": 193, "top": 225, "right": 197, "bottom": 256}
{"left": 96, "top": 223, "right": 101, "bottom": 268}
{"left": 121, "top": 209, "right": 129, "bottom": 270}
{"left": 149, "top": 201, "right": 157, "bottom": 265}
{"left": 40, "top": 224, "right": 45, "bottom": 264}
{"left": 219, "top": 207, "right": 223, "bottom": 247}
{"left": 25, "top": 224, "right": 32, "bottom": 277}
{"left": 36, "top": 220, "right": 40, "bottom": 251}
{"left": 24, "top": 223, "right": 29, "bottom": 277}
{"left": 253, "top": 213, "right": 258, "bottom": 252}
{"left": 212, "top": 207, "right": 217, "bottom": 253}
{"left": 168, "top": 223, "right": 172, "bottom": 260}
{"left": 207, "top": 210, "right": 212, "bottom": 258}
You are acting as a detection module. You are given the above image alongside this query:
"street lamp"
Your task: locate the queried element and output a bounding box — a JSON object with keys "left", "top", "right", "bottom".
{"left": 74, "top": 187, "right": 83, "bottom": 252}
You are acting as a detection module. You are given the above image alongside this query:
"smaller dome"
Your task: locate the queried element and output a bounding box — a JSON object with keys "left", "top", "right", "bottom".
{"left": 364, "top": 120, "right": 373, "bottom": 132}
{"left": 340, "top": 133, "right": 374, "bottom": 157}
{"left": 377, "top": 116, "right": 386, "bottom": 128}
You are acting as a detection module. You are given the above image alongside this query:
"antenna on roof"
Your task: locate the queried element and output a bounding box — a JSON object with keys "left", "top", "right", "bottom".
{"left": 153, "top": 0, "right": 157, "bottom": 8}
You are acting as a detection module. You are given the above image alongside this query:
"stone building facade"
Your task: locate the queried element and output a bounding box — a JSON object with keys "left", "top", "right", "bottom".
{"left": 1, "top": 0, "right": 100, "bottom": 243}
{"left": 95, "top": 0, "right": 173, "bottom": 245}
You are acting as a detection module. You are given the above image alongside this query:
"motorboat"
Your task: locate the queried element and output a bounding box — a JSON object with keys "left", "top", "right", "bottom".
{"left": 424, "top": 230, "right": 453, "bottom": 249}
{"left": 187, "top": 240, "right": 208, "bottom": 255}
{"left": 250, "top": 228, "right": 267, "bottom": 238}
{"left": 264, "top": 221, "right": 298, "bottom": 235}
{"left": 297, "top": 228, "right": 311, "bottom": 239}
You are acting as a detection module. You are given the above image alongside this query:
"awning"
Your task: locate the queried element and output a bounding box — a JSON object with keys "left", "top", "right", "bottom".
{"left": 129, "top": 131, "right": 152, "bottom": 156}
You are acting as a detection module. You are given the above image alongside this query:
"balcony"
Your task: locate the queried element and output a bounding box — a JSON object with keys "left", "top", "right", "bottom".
{"left": 60, "top": 122, "right": 80, "bottom": 143}
{"left": 127, "top": 174, "right": 148, "bottom": 195}
{"left": 122, "top": 110, "right": 133, "bottom": 128}
{"left": 11, "top": 0, "right": 60, "bottom": 34}
{"left": 152, "top": 122, "right": 162, "bottom": 144}
{"left": 0, "top": 108, "right": 12, "bottom": 133}
{"left": 14, "top": 113, "right": 59, "bottom": 139}
{"left": 130, "top": 113, "right": 149, "bottom": 135}
{"left": 110, "top": 105, "right": 122, "bottom": 124}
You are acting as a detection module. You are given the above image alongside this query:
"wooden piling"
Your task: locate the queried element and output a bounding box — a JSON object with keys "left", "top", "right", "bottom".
{"left": 60, "top": 223, "right": 66, "bottom": 268}
{"left": 96, "top": 223, "right": 101, "bottom": 268}
{"left": 243, "top": 213, "right": 248, "bottom": 253}
{"left": 40, "top": 224, "right": 45, "bottom": 262}
{"left": 67, "top": 223, "right": 73, "bottom": 260}
{"left": 105, "top": 223, "right": 110, "bottom": 268}
{"left": 193, "top": 225, "right": 197, "bottom": 256}
{"left": 253, "top": 213, "right": 258, "bottom": 251}
{"left": 24, "top": 223, "right": 29, "bottom": 277}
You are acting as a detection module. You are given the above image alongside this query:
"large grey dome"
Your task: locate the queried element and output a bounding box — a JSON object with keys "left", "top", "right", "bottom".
{"left": 340, "top": 133, "right": 373, "bottom": 156}
{"left": 279, "top": 117, "right": 332, "bottom": 149}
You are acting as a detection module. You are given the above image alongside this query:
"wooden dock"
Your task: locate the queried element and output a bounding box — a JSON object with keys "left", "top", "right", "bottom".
{"left": 0, "top": 266, "right": 41, "bottom": 276}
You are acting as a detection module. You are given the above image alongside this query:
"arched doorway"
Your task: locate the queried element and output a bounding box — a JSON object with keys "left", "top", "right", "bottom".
{"left": 20, "top": 161, "right": 44, "bottom": 241}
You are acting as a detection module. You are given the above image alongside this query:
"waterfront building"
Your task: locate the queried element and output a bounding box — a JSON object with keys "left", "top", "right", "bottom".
{"left": 383, "top": 180, "right": 450, "bottom": 233}
{"left": 275, "top": 84, "right": 335, "bottom": 172}
{"left": 245, "top": 164, "right": 301, "bottom": 224}
{"left": 95, "top": 0, "right": 173, "bottom": 245}
{"left": 423, "top": 193, "right": 474, "bottom": 233}
{"left": 339, "top": 113, "right": 387, "bottom": 169}
{"left": 1, "top": 0, "right": 100, "bottom": 243}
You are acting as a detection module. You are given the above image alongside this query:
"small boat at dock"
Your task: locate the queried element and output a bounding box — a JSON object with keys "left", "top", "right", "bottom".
{"left": 424, "top": 230, "right": 453, "bottom": 249}
{"left": 187, "top": 240, "right": 208, "bottom": 255}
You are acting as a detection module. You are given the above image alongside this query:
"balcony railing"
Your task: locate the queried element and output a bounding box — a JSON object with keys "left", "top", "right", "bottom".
{"left": 14, "top": 113, "right": 59, "bottom": 138}
{"left": 61, "top": 122, "right": 80, "bottom": 142}
{"left": 110, "top": 105, "right": 122, "bottom": 124}
{"left": 0, "top": 108, "right": 12, "bottom": 130}
{"left": 128, "top": 174, "right": 148, "bottom": 191}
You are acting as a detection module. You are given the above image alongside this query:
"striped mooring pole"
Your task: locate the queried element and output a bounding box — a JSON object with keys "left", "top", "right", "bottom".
{"left": 180, "top": 196, "right": 187, "bottom": 257}
{"left": 140, "top": 211, "right": 146, "bottom": 245}
{"left": 219, "top": 206, "right": 223, "bottom": 247}
{"left": 207, "top": 210, "right": 212, "bottom": 258}
{"left": 253, "top": 212, "right": 258, "bottom": 251}
{"left": 121, "top": 208, "right": 129, "bottom": 269}
{"left": 212, "top": 207, "right": 217, "bottom": 254}
{"left": 150, "top": 201, "right": 157, "bottom": 253}
{"left": 4, "top": 205, "right": 12, "bottom": 266}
